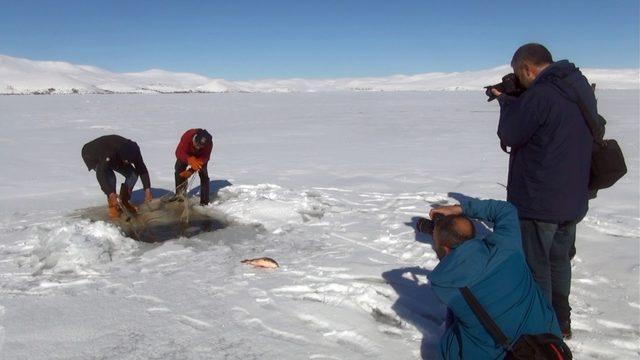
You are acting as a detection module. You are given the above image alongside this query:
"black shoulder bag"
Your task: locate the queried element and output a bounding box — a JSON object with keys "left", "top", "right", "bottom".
{"left": 459, "top": 287, "right": 572, "bottom": 360}
{"left": 561, "top": 80, "right": 627, "bottom": 191}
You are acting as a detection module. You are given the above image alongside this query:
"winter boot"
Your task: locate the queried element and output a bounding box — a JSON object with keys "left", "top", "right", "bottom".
{"left": 107, "top": 193, "right": 122, "bottom": 219}
{"left": 119, "top": 184, "right": 138, "bottom": 214}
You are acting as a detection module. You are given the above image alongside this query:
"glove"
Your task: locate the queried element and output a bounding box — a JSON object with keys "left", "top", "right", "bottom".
{"left": 179, "top": 169, "right": 194, "bottom": 178}
{"left": 187, "top": 156, "right": 204, "bottom": 171}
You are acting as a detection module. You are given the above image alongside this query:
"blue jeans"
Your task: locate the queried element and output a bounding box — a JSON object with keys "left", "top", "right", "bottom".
{"left": 520, "top": 219, "right": 576, "bottom": 325}
{"left": 103, "top": 164, "right": 138, "bottom": 194}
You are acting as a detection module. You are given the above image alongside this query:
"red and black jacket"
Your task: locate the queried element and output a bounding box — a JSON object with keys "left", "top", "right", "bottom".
{"left": 175, "top": 129, "right": 213, "bottom": 165}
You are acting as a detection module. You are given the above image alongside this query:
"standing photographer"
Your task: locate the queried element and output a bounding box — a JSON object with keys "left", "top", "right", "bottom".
{"left": 491, "top": 43, "right": 605, "bottom": 339}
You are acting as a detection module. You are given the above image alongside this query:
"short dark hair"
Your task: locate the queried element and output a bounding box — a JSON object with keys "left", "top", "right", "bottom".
{"left": 435, "top": 215, "right": 476, "bottom": 248}
{"left": 511, "top": 43, "right": 553, "bottom": 70}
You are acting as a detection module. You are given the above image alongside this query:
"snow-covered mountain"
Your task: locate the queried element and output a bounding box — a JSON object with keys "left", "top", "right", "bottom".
{"left": 1, "top": 54, "right": 638, "bottom": 94}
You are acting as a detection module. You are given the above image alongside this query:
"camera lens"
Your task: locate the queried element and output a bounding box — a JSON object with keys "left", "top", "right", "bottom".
{"left": 416, "top": 213, "right": 445, "bottom": 235}
{"left": 417, "top": 217, "right": 436, "bottom": 235}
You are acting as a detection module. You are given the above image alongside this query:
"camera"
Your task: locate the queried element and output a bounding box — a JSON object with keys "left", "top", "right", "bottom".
{"left": 484, "top": 73, "right": 526, "bottom": 102}
{"left": 416, "top": 213, "right": 445, "bottom": 235}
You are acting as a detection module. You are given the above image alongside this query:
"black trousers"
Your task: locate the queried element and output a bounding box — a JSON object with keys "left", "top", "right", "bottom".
{"left": 174, "top": 160, "right": 210, "bottom": 205}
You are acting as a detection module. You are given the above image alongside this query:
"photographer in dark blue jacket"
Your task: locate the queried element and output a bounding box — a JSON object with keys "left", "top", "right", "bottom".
{"left": 491, "top": 43, "right": 605, "bottom": 338}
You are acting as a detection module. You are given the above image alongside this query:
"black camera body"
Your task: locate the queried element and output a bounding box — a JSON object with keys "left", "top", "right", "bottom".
{"left": 416, "top": 213, "right": 445, "bottom": 235}
{"left": 484, "top": 73, "right": 526, "bottom": 102}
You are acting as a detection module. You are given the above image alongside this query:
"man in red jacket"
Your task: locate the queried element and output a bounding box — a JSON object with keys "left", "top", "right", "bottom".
{"left": 174, "top": 129, "right": 213, "bottom": 205}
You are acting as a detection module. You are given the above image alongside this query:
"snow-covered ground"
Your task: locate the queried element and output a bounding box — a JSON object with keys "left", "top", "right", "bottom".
{"left": 0, "top": 91, "right": 638, "bottom": 359}
{"left": 1, "top": 54, "right": 639, "bottom": 94}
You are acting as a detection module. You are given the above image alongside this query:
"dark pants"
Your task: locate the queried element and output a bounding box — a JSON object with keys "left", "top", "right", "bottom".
{"left": 102, "top": 164, "right": 138, "bottom": 195}
{"left": 174, "top": 160, "right": 210, "bottom": 205}
{"left": 520, "top": 219, "right": 576, "bottom": 325}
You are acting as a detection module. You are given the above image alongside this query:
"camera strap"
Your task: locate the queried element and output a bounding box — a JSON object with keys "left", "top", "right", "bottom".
{"left": 459, "top": 287, "right": 512, "bottom": 350}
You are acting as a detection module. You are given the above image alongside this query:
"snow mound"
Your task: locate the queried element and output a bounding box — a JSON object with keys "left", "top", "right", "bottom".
{"left": 196, "top": 79, "right": 244, "bottom": 93}
{"left": 203, "top": 184, "right": 328, "bottom": 232}
{"left": 18, "top": 219, "right": 138, "bottom": 276}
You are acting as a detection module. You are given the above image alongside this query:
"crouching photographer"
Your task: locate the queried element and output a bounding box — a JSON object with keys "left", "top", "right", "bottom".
{"left": 416, "top": 197, "right": 570, "bottom": 359}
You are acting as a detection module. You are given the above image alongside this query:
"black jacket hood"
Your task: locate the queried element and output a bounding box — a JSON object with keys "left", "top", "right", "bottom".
{"left": 533, "top": 60, "right": 600, "bottom": 131}
{"left": 534, "top": 60, "right": 592, "bottom": 103}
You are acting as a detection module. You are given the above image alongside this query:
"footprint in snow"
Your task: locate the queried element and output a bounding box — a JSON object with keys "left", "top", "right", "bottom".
{"left": 177, "top": 315, "right": 213, "bottom": 331}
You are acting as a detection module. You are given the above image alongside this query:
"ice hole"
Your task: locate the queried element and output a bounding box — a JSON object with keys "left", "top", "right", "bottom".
{"left": 77, "top": 195, "right": 228, "bottom": 243}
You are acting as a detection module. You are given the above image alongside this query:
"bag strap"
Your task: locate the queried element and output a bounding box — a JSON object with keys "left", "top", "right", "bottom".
{"left": 459, "top": 287, "right": 511, "bottom": 350}
{"left": 555, "top": 78, "right": 605, "bottom": 146}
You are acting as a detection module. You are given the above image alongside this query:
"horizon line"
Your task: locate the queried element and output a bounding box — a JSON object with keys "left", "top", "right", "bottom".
{"left": 2, "top": 53, "right": 639, "bottom": 83}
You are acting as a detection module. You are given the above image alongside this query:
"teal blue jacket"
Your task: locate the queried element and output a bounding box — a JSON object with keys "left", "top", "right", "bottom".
{"left": 428, "top": 199, "right": 561, "bottom": 359}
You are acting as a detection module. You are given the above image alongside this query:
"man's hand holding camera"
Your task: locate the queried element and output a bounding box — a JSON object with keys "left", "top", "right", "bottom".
{"left": 429, "top": 205, "right": 462, "bottom": 218}
{"left": 415, "top": 204, "right": 475, "bottom": 260}
{"left": 484, "top": 73, "right": 525, "bottom": 101}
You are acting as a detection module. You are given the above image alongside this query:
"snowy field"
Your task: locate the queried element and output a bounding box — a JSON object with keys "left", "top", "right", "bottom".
{"left": 0, "top": 91, "right": 638, "bottom": 359}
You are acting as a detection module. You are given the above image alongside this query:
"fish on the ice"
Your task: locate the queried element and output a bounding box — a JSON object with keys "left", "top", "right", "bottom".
{"left": 241, "top": 257, "right": 279, "bottom": 269}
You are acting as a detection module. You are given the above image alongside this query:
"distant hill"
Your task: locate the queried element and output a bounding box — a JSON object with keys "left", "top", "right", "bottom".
{"left": 1, "top": 54, "right": 637, "bottom": 95}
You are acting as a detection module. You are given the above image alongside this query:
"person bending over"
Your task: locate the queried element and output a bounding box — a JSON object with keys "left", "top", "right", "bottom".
{"left": 174, "top": 128, "right": 213, "bottom": 205}
{"left": 82, "top": 135, "right": 152, "bottom": 218}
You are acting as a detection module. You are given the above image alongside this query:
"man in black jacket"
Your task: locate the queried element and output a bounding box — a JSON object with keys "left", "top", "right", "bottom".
{"left": 491, "top": 43, "right": 605, "bottom": 339}
{"left": 82, "top": 135, "right": 153, "bottom": 218}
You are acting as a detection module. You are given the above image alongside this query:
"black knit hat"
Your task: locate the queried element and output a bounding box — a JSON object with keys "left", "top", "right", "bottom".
{"left": 194, "top": 129, "right": 212, "bottom": 147}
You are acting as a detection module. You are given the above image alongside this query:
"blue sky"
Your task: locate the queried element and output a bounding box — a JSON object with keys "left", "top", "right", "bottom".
{"left": 1, "top": 0, "right": 638, "bottom": 80}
